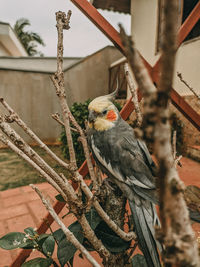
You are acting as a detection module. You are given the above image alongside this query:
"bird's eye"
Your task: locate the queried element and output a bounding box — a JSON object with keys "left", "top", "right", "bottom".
{"left": 102, "top": 110, "right": 107, "bottom": 115}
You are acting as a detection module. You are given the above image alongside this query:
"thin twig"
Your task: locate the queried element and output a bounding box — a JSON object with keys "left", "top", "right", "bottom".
{"left": 31, "top": 184, "right": 101, "bottom": 267}
{"left": 177, "top": 72, "right": 200, "bottom": 101}
{"left": 52, "top": 113, "right": 78, "bottom": 132}
{"left": 68, "top": 112, "right": 98, "bottom": 191}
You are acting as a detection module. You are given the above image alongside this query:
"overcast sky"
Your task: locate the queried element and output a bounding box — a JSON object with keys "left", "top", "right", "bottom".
{"left": 1, "top": 0, "right": 130, "bottom": 57}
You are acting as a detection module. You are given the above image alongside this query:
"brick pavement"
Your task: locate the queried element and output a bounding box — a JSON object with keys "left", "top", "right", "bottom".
{"left": 0, "top": 157, "right": 200, "bottom": 266}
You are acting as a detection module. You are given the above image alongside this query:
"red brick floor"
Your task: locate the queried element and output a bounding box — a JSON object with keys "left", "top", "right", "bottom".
{"left": 0, "top": 157, "right": 200, "bottom": 267}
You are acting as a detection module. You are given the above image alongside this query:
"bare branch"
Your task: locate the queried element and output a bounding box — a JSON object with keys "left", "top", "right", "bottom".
{"left": 31, "top": 184, "right": 101, "bottom": 267}
{"left": 0, "top": 98, "right": 72, "bottom": 170}
{"left": 124, "top": 63, "right": 142, "bottom": 127}
{"left": 51, "top": 10, "right": 77, "bottom": 169}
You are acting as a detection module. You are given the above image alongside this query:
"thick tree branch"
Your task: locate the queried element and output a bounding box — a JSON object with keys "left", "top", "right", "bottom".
{"left": 119, "top": 1, "right": 199, "bottom": 265}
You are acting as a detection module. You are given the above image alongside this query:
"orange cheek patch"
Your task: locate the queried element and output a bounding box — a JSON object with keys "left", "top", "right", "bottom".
{"left": 106, "top": 110, "right": 117, "bottom": 121}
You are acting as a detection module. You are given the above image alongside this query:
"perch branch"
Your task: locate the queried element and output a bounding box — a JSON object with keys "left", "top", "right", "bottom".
{"left": 31, "top": 184, "right": 101, "bottom": 267}
{"left": 73, "top": 171, "right": 137, "bottom": 242}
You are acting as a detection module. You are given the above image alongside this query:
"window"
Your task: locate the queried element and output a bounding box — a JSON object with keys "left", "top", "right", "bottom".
{"left": 182, "top": 0, "right": 200, "bottom": 42}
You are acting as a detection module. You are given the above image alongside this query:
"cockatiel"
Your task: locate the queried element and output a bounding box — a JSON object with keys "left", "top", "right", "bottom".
{"left": 87, "top": 90, "right": 162, "bottom": 267}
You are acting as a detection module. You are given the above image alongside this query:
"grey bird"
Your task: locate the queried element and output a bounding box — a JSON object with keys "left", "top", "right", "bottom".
{"left": 87, "top": 91, "right": 162, "bottom": 267}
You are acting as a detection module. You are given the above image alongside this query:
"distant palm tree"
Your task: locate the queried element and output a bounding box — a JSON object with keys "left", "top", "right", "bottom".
{"left": 14, "top": 18, "right": 45, "bottom": 56}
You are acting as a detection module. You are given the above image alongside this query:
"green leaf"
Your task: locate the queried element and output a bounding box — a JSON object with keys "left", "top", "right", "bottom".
{"left": 95, "top": 222, "right": 130, "bottom": 253}
{"left": 55, "top": 194, "right": 66, "bottom": 203}
{"left": 131, "top": 254, "right": 148, "bottom": 267}
{"left": 53, "top": 229, "right": 65, "bottom": 243}
{"left": 85, "top": 207, "right": 102, "bottom": 230}
{"left": 24, "top": 227, "right": 38, "bottom": 238}
{"left": 21, "top": 257, "right": 53, "bottom": 267}
{"left": 0, "top": 232, "right": 29, "bottom": 250}
{"left": 56, "top": 221, "right": 84, "bottom": 266}
{"left": 42, "top": 235, "right": 55, "bottom": 257}
{"left": 37, "top": 233, "right": 51, "bottom": 242}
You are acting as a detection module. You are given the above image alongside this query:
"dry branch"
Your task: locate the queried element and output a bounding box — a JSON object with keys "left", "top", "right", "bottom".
{"left": 31, "top": 184, "right": 101, "bottom": 267}
{"left": 124, "top": 63, "right": 142, "bottom": 127}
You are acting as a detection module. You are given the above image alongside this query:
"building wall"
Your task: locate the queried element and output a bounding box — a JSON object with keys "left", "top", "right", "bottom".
{"left": 64, "top": 46, "right": 122, "bottom": 104}
{"left": 0, "top": 70, "right": 61, "bottom": 144}
{"left": 131, "top": 0, "right": 159, "bottom": 66}
{"left": 0, "top": 46, "right": 122, "bottom": 144}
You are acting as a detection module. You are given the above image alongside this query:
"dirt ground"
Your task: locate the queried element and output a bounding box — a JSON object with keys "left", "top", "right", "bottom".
{"left": 0, "top": 145, "right": 70, "bottom": 191}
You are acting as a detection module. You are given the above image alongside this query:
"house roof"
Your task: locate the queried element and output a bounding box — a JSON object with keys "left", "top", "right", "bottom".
{"left": 0, "top": 57, "right": 82, "bottom": 73}
{"left": 92, "top": 0, "right": 130, "bottom": 14}
{"left": 0, "top": 46, "right": 116, "bottom": 73}
{"left": 0, "top": 22, "right": 28, "bottom": 57}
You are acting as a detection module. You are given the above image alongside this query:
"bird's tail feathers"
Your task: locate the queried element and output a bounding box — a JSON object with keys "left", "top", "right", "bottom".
{"left": 129, "top": 199, "right": 162, "bottom": 267}
{"left": 189, "top": 209, "right": 200, "bottom": 223}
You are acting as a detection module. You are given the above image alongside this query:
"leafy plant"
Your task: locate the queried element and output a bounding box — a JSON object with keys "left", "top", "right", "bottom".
{"left": 60, "top": 99, "right": 122, "bottom": 167}
{"left": 0, "top": 227, "right": 55, "bottom": 267}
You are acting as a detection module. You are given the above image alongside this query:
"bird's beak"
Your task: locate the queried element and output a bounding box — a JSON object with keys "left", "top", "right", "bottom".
{"left": 88, "top": 110, "right": 96, "bottom": 123}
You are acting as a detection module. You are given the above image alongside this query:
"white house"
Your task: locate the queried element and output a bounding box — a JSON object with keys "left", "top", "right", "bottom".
{"left": 0, "top": 22, "right": 28, "bottom": 57}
